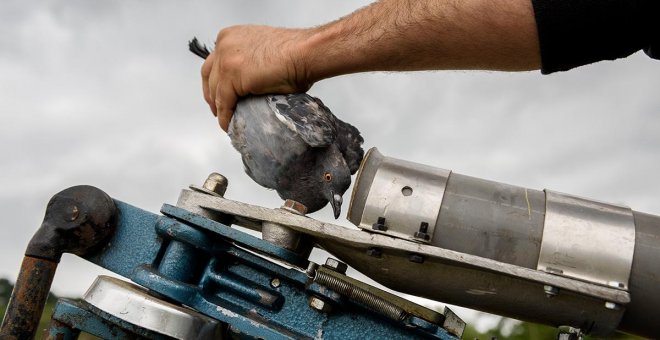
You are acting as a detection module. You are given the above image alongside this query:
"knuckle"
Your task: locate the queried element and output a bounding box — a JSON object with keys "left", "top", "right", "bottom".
{"left": 216, "top": 25, "right": 238, "bottom": 42}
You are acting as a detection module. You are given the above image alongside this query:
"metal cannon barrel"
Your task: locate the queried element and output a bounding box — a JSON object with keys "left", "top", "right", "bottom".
{"left": 347, "top": 148, "right": 660, "bottom": 338}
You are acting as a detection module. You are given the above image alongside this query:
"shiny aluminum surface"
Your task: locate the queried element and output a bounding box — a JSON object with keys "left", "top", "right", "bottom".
{"left": 83, "top": 276, "right": 223, "bottom": 339}
{"left": 348, "top": 148, "right": 450, "bottom": 243}
{"left": 538, "top": 190, "right": 636, "bottom": 289}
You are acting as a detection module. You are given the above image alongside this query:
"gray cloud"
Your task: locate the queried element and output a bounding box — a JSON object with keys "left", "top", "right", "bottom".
{"left": 1, "top": 0, "right": 658, "bottom": 331}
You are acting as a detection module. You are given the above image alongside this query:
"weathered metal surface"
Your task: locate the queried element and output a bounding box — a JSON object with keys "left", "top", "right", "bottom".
{"left": 84, "top": 200, "right": 163, "bottom": 279}
{"left": 539, "top": 190, "right": 636, "bottom": 289}
{"left": 1, "top": 186, "right": 117, "bottom": 339}
{"left": 25, "top": 185, "right": 117, "bottom": 261}
{"left": 160, "top": 204, "right": 309, "bottom": 268}
{"left": 75, "top": 198, "right": 458, "bottom": 339}
{"left": 44, "top": 319, "right": 80, "bottom": 340}
{"left": 83, "top": 276, "right": 224, "bottom": 339}
{"left": 0, "top": 257, "right": 57, "bottom": 340}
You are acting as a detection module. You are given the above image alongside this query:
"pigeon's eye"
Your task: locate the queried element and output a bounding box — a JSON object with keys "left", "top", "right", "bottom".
{"left": 324, "top": 172, "right": 333, "bottom": 182}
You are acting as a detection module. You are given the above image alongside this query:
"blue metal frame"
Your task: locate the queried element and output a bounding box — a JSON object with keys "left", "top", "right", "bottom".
{"left": 74, "top": 200, "right": 459, "bottom": 339}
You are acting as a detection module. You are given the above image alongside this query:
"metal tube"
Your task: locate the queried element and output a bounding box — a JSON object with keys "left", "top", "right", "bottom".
{"left": 433, "top": 173, "right": 660, "bottom": 337}
{"left": 0, "top": 186, "right": 117, "bottom": 339}
{"left": 347, "top": 148, "right": 660, "bottom": 338}
{"left": 433, "top": 172, "right": 546, "bottom": 269}
{"left": 619, "top": 211, "right": 660, "bottom": 336}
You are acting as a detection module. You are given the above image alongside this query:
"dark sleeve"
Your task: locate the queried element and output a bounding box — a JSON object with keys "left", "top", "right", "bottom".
{"left": 531, "top": 0, "right": 659, "bottom": 74}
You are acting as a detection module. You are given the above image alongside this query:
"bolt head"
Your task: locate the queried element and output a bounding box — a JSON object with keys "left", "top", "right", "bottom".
{"left": 202, "top": 173, "right": 228, "bottom": 196}
{"left": 309, "top": 296, "right": 332, "bottom": 313}
{"left": 281, "top": 199, "right": 307, "bottom": 215}
{"left": 270, "top": 278, "right": 281, "bottom": 288}
{"left": 324, "top": 258, "right": 348, "bottom": 274}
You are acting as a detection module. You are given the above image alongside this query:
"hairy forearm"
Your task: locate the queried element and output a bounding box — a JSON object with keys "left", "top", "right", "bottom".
{"left": 203, "top": 0, "right": 541, "bottom": 129}
{"left": 301, "top": 0, "right": 541, "bottom": 82}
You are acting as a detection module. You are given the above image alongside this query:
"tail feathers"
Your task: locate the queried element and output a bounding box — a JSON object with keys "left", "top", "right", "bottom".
{"left": 189, "top": 37, "right": 211, "bottom": 59}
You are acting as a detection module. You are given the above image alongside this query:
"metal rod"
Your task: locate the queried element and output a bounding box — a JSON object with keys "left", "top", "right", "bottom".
{"left": 0, "top": 256, "right": 58, "bottom": 339}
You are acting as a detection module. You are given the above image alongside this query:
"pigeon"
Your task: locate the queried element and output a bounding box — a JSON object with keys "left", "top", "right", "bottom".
{"left": 228, "top": 94, "right": 364, "bottom": 218}
{"left": 188, "top": 38, "right": 364, "bottom": 218}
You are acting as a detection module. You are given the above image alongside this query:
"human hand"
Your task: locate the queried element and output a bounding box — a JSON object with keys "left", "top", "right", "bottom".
{"left": 201, "top": 25, "right": 314, "bottom": 131}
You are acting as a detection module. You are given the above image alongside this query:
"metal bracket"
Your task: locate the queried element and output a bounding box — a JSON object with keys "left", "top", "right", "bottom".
{"left": 538, "top": 190, "right": 636, "bottom": 290}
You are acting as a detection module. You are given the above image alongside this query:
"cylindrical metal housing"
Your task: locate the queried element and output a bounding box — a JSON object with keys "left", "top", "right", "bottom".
{"left": 347, "top": 148, "right": 660, "bottom": 338}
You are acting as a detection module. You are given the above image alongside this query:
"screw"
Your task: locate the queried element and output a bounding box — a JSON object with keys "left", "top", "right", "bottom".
{"left": 309, "top": 296, "right": 332, "bottom": 313}
{"left": 366, "top": 247, "right": 382, "bottom": 258}
{"left": 324, "top": 258, "right": 348, "bottom": 274}
{"left": 202, "top": 173, "right": 228, "bottom": 197}
{"left": 281, "top": 199, "right": 307, "bottom": 215}
{"left": 372, "top": 217, "right": 387, "bottom": 231}
{"left": 544, "top": 285, "right": 559, "bottom": 297}
{"left": 270, "top": 278, "right": 281, "bottom": 288}
{"left": 409, "top": 254, "right": 424, "bottom": 263}
{"left": 605, "top": 301, "right": 621, "bottom": 310}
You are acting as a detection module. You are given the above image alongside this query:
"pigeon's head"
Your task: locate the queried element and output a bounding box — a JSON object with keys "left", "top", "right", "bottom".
{"left": 316, "top": 146, "right": 352, "bottom": 219}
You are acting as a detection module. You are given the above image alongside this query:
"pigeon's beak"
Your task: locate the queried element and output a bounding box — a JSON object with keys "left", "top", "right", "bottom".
{"left": 331, "top": 192, "right": 343, "bottom": 219}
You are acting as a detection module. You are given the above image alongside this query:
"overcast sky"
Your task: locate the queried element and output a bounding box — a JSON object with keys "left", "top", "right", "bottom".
{"left": 1, "top": 0, "right": 659, "bottom": 332}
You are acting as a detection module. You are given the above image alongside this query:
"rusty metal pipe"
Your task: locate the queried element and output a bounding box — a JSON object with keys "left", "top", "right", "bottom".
{"left": 1, "top": 257, "right": 58, "bottom": 339}
{"left": 0, "top": 185, "right": 117, "bottom": 339}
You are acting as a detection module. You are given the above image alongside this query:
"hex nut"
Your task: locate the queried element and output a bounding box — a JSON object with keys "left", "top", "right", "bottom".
{"left": 202, "top": 173, "right": 228, "bottom": 196}
{"left": 309, "top": 296, "right": 332, "bottom": 313}
{"left": 324, "top": 258, "right": 348, "bottom": 274}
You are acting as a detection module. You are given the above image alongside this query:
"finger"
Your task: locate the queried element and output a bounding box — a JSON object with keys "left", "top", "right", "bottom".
{"left": 216, "top": 83, "right": 238, "bottom": 132}
{"left": 208, "top": 55, "right": 222, "bottom": 117}
{"left": 201, "top": 53, "right": 216, "bottom": 116}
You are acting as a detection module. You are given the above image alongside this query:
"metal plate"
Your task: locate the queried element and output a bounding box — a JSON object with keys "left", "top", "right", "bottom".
{"left": 538, "top": 190, "right": 636, "bottom": 289}
{"left": 83, "top": 276, "right": 223, "bottom": 339}
{"left": 348, "top": 148, "right": 451, "bottom": 243}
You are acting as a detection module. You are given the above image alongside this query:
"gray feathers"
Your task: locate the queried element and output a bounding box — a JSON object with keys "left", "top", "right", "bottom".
{"left": 228, "top": 93, "right": 364, "bottom": 217}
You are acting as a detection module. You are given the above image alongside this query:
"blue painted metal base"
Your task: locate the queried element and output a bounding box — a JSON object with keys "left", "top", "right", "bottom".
{"left": 74, "top": 200, "right": 460, "bottom": 339}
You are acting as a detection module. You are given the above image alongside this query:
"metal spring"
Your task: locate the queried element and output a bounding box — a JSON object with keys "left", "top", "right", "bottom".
{"left": 314, "top": 271, "right": 407, "bottom": 321}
